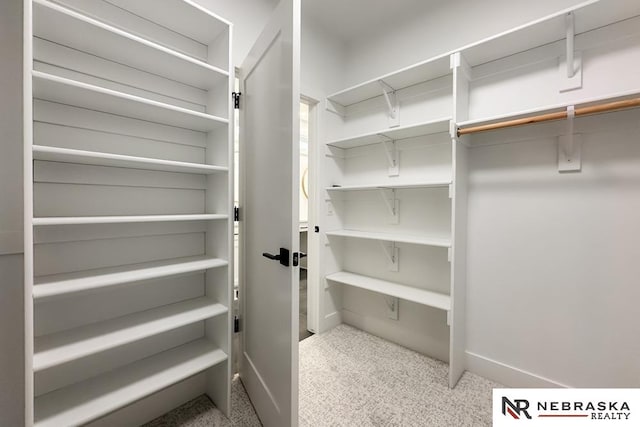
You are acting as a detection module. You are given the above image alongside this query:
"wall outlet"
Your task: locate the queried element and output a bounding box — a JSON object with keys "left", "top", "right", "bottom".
{"left": 386, "top": 297, "right": 399, "bottom": 320}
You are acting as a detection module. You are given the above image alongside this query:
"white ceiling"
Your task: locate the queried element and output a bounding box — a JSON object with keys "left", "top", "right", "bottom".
{"left": 302, "top": 0, "right": 447, "bottom": 42}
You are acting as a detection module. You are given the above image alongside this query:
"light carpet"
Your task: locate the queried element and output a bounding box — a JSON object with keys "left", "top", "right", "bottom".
{"left": 144, "top": 324, "right": 500, "bottom": 426}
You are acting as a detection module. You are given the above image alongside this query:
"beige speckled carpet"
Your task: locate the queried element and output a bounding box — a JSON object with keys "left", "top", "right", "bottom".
{"left": 145, "top": 324, "right": 500, "bottom": 426}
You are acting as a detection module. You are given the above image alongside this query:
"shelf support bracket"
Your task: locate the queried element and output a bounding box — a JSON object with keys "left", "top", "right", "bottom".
{"left": 378, "top": 189, "right": 399, "bottom": 224}
{"left": 378, "top": 240, "right": 399, "bottom": 272}
{"left": 558, "top": 105, "right": 582, "bottom": 172}
{"left": 379, "top": 80, "right": 400, "bottom": 127}
{"left": 325, "top": 98, "right": 346, "bottom": 117}
{"left": 381, "top": 136, "right": 400, "bottom": 176}
{"left": 559, "top": 12, "right": 582, "bottom": 92}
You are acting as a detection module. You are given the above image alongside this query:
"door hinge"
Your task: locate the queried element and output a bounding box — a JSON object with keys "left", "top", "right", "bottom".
{"left": 232, "top": 92, "right": 241, "bottom": 109}
{"left": 234, "top": 315, "right": 240, "bottom": 333}
{"left": 234, "top": 206, "right": 239, "bottom": 221}
{"left": 292, "top": 251, "right": 307, "bottom": 267}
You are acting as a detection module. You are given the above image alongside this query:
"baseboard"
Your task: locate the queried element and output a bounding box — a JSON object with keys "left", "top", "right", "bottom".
{"left": 322, "top": 310, "right": 341, "bottom": 332}
{"left": 465, "top": 351, "right": 570, "bottom": 388}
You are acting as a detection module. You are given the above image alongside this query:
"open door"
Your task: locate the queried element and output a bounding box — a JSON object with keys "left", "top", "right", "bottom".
{"left": 238, "top": 0, "right": 301, "bottom": 426}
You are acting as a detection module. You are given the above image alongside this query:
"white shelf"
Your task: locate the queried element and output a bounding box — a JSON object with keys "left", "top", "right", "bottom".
{"left": 326, "top": 271, "right": 451, "bottom": 311}
{"left": 33, "top": 214, "right": 227, "bottom": 226}
{"left": 34, "top": 297, "right": 227, "bottom": 371}
{"left": 326, "top": 181, "right": 450, "bottom": 192}
{"left": 33, "top": 145, "right": 228, "bottom": 175}
{"left": 326, "top": 117, "right": 451, "bottom": 149}
{"left": 327, "top": 55, "right": 451, "bottom": 107}
{"left": 33, "top": 0, "right": 228, "bottom": 90}
{"left": 458, "top": 0, "right": 640, "bottom": 67}
{"left": 326, "top": 229, "right": 451, "bottom": 248}
{"left": 33, "top": 256, "right": 228, "bottom": 300}
{"left": 34, "top": 339, "right": 227, "bottom": 427}
{"left": 32, "top": 71, "right": 228, "bottom": 132}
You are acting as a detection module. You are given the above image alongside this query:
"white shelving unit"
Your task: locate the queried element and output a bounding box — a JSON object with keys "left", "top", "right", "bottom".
{"left": 321, "top": 30, "right": 465, "bottom": 388}
{"left": 24, "top": 1, "right": 234, "bottom": 425}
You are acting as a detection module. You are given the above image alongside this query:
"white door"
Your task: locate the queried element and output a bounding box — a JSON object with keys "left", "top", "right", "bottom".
{"left": 238, "top": 0, "right": 300, "bottom": 426}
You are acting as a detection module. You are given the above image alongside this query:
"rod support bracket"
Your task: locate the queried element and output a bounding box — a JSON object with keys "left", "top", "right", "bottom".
{"left": 379, "top": 80, "right": 400, "bottom": 127}
{"left": 558, "top": 105, "right": 582, "bottom": 172}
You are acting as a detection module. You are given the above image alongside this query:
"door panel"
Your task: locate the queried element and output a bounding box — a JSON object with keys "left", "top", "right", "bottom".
{"left": 239, "top": 0, "right": 300, "bottom": 426}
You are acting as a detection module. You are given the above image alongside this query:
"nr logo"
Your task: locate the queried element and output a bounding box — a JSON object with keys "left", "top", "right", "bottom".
{"left": 502, "top": 397, "right": 532, "bottom": 420}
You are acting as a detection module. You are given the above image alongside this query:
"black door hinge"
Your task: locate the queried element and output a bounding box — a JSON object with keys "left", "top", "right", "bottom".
{"left": 232, "top": 92, "right": 241, "bottom": 109}
{"left": 234, "top": 206, "right": 239, "bottom": 221}
{"left": 292, "top": 252, "right": 307, "bottom": 267}
{"left": 234, "top": 316, "right": 240, "bottom": 333}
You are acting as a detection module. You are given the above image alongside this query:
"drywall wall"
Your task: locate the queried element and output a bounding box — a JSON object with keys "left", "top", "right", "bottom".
{"left": 0, "top": 0, "right": 25, "bottom": 424}
{"left": 465, "top": 111, "right": 640, "bottom": 387}
{"left": 192, "top": 0, "right": 278, "bottom": 67}
{"left": 342, "top": 0, "right": 586, "bottom": 88}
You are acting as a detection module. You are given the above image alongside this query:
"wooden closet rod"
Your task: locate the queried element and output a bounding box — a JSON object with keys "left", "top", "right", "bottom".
{"left": 457, "top": 97, "right": 640, "bottom": 136}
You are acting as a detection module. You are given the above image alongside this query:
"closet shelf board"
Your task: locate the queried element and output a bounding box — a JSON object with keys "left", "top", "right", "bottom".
{"left": 33, "top": 0, "right": 228, "bottom": 90}
{"left": 34, "top": 297, "right": 228, "bottom": 371}
{"left": 326, "top": 271, "right": 451, "bottom": 311}
{"left": 34, "top": 339, "right": 227, "bottom": 427}
{"left": 33, "top": 145, "right": 228, "bottom": 175}
{"left": 326, "top": 55, "right": 451, "bottom": 107}
{"left": 326, "top": 229, "right": 451, "bottom": 248}
{"left": 32, "top": 71, "right": 228, "bottom": 132}
{"left": 33, "top": 214, "right": 227, "bottom": 226}
{"left": 326, "top": 181, "right": 450, "bottom": 192}
{"left": 326, "top": 118, "right": 451, "bottom": 149}
{"left": 33, "top": 256, "right": 228, "bottom": 300}
{"left": 457, "top": 0, "right": 640, "bottom": 67}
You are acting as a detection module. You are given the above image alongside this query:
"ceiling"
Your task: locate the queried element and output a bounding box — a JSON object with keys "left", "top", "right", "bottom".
{"left": 302, "top": 0, "right": 448, "bottom": 42}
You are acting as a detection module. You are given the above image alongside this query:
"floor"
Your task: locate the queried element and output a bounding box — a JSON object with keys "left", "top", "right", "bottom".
{"left": 146, "top": 325, "right": 500, "bottom": 426}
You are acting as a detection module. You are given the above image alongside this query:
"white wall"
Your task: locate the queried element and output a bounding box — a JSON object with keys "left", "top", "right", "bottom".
{"left": 343, "top": 0, "right": 586, "bottom": 87}
{"left": 193, "top": 0, "right": 278, "bottom": 67}
{"left": 0, "top": 0, "right": 25, "bottom": 424}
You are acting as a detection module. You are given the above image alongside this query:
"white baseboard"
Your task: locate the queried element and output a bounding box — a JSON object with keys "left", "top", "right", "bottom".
{"left": 465, "top": 351, "right": 570, "bottom": 388}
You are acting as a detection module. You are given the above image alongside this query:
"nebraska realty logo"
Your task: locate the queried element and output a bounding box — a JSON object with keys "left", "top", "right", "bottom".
{"left": 493, "top": 389, "right": 640, "bottom": 426}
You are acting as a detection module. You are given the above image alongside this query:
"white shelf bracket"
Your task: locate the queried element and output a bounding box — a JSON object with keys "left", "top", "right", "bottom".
{"left": 325, "top": 98, "right": 346, "bottom": 117}
{"left": 378, "top": 80, "right": 400, "bottom": 127}
{"left": 558, "top": 105, "right": 582, "bottom": 173}
{"left": 378, "top": 189, "right": 399, "bottom": 224}
{"left": 381, "top": 137, "right": 400, "bottom": 176}
{"left": 559, "top": 12, "right": 582, "bottom": 92}
{"left": 378, "top": 240, "right": 399, "bottom": 272}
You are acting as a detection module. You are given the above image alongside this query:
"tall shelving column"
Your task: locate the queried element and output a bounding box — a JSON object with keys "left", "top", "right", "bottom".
{"left": 24, "top": 1, "right": 233, "bottom": 425}
{"left": 321, "top": 53, "right": 467, "bottom": 387}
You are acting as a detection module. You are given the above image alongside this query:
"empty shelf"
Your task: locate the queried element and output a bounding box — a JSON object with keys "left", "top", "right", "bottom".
{"left": 326, "top": 118, "right": 452, "bottom": 149}
{"left": 33, "top": 0, "right": 228, "bottom": 90}
{"left": 326, "top": 181, "right": 450, "bottom": 191}
{"left": 32, "top": 71, "right": 228, "bottom": 132}
{"left": 327, "top": 55, "right": 451, "bottom": 107}
{"left": 459, "top": 0, "right": 640, "bottom": 67}
{"left": 33, "top": 145, "right": 228, "bottom": 175}
{"left": 326, "top": 229, "right": 451, "bottom": 248}
{"left": 34, "top": 256, "right": 228, "bottom": 300}
{"left": 34, "top": 297, "right": 227, "bottom": 371}
{"left": 34, "top": 339, "right": 227, "bottom": 427}
{"left": 326, "top": 271, "right": 451, "bottom": 311}
{"left": 33, "top": 214, "right": 227, "bottom": 226}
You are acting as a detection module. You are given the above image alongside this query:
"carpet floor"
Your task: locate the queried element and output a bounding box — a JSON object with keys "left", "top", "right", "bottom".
{"left": 144, "top": 324, "right": 500, "bottom": 426}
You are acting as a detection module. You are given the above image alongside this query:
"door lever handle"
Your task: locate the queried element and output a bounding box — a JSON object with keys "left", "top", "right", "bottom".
{"left": 262, "top": 247, "right": 289, "bottom": 267}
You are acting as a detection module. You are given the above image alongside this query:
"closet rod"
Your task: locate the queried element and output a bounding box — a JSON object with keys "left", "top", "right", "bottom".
{"left": 457, "top": 97, "right": 640, "bottom": 136}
